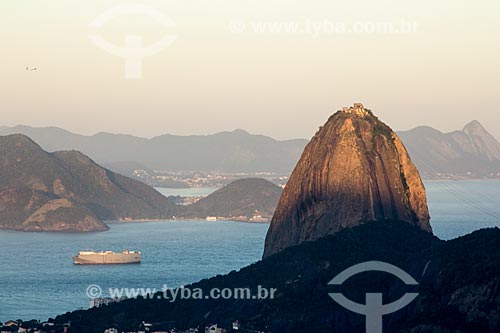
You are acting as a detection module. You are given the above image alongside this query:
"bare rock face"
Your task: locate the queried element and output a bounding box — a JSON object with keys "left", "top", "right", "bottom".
{"left": 22, "top": 198, "right": 108, "bottom": 232}
{"left": 263, "top": 104, "right": 432, "bottom": 258}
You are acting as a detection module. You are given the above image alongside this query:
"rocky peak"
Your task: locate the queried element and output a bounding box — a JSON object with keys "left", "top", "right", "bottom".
{"left": 1, "top": 133, "right": 43, "bottom": 151}
{"left": 463, "top": 120, "right": 486, "bottom": 134}
{"left": 263, "top": 105, "right": 432, "bottom": 258}
{"left": 463, "top": 120, "right": 488, "bottom": 136}
{"left": 455, "top": 120, "right": 500, "bottom": 160}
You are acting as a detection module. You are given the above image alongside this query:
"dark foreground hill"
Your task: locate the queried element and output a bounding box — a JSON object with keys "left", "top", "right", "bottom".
{"left": 0, "top": 134, "right": 176, "bottom": 231}
{"left": 56, "top": 222, "right": 500, "bottom": 333}
{"left": 179, "top": 178, "right": 282, "bottom": 221}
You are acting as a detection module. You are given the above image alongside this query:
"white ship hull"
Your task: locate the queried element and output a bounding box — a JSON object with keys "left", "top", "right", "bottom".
{"left": 73, "top": 251, "right": 141, "bottom": 265}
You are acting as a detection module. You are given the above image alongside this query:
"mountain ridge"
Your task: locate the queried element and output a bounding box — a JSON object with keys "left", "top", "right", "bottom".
{"left": 398, "top": 120, "right": 500, "bottom": 178}
{"left": 0, "top": 126, "right": 308, "bottom": 174}
{"left": 0, "top": 134, "right": 282, "bottom": 230}
{"left": 0, "top": 134, "right": 176, "bottom": 232}
{"left": 2, "top": 121, "right": 500, "bottom": 179}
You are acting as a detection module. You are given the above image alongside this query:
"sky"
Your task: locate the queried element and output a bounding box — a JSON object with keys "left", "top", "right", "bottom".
{"left": 1, "top": 0, "right": 499, "bottom": 140}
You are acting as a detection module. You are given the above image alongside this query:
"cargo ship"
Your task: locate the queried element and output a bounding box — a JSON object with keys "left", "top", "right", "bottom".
{"left": 72, "top": 250, "right": 141, "bottom": 265}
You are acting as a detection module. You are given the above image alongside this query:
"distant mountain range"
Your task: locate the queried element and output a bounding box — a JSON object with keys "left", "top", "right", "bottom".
{"left": 2, "top": 121, "right": 500, "bottom": 179}
{"left": 398, "top": 120, "right": 500, "bottom": 178}
{"left": 0, "top": 126, "right": 307, "bottom": 174}
{"left": 0, "top": 134, "right": 176, "bottom": 232}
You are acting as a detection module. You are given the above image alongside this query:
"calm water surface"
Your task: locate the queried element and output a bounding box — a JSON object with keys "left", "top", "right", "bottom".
{"left": 425, "top": 180, "right": 500, "bottom": 239}
{"left": 0, "top": 221, "right": 268, "bottom": 321}
{"left": 1, "top": 180, "right": 499, "bottom": 322}
{"left": 155, "top": 187, "right": 218, "bottom": 197}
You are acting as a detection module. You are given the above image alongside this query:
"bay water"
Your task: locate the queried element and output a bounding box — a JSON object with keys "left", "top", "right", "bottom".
{"left": 1, "top": 181, "right": 499, "bottom": 322}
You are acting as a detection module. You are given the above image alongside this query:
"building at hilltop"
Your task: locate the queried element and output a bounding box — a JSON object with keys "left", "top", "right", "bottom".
{"left": 341, "top": 103, "right": 370, "bottom": 116}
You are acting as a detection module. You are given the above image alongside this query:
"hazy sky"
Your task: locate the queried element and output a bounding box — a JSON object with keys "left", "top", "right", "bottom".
{"left": 1, "top": 0, "right": 499, "bottom": 140}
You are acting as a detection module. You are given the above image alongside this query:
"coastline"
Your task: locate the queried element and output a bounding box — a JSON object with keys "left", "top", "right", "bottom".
{"left": 0, "top": 218, "right": 270, "bottom": 233}
{"left": 106, "top": 218, "right": 271, "bottom": 225}
{"left": 423, "top": 178, "right": 500, "bottom": 182}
